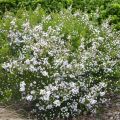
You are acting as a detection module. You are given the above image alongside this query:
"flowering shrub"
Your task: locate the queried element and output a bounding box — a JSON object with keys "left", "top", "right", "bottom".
{"left": 1, "top": 10, "right": 120, "bottom": 119}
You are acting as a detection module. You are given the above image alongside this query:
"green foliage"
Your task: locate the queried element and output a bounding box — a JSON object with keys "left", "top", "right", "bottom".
{"left": 0, "top": 0, "right": 120, "bottom": 30}
{"left": 106, "top": 3, "right": 120, "bottom": 30}
{"left": 0, "top": 0, "right": 119, "bottom": 12}
{"left": 107, "top": 3, "right": 120, "bottom": 16}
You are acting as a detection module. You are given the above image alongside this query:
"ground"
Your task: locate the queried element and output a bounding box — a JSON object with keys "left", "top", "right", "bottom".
{"left": 0, "top": 95, "right": 120, "bottom": 120}
{"left": 0, "top": 106, "right": 26, "bottom": 120}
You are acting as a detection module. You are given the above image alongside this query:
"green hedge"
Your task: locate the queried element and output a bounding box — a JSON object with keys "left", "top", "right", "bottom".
{"left": 0, "top": 0, "right": 120, "bottom": 30}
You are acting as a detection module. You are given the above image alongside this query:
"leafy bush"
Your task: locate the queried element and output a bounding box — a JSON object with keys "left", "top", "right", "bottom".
{"left": 106, "top": 3, "right": 120, "bottom": 30}
{"left": 0, "top": 0, "right": 119, "bottom": 12}
{"left": 1, "top": 9, "right": 120, "bottom": 119}
{"left": 0, "top": 0, "right": 120, "bottom": 31}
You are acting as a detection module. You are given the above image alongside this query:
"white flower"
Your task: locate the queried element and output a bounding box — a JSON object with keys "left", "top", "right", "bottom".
{"left": 100, "top": 92, "right": 105, "bottom": 96}
{"left": 42, "top": 71, "right": 48, "bottom": 76}
{"left": 80, "top": 98, "right": 85, "bottom": 104}
{"left": 46, "top": 104, "right": 53, "bottom": 109}
{"left": 40, "top": 39, "right": 48, "bottom": 46}
{"left": 98, "top": 37, "right": 104, "bottom": 42}
{"left": 22, "top": 21, "right": 30, "bottom": 31}
{"left": 71, "top": 88, "right": 79, "bottom": 94}
{"left": 71, "top": 102, "right": 78, "bottom": 112}
{"left": 29, "top": 65, "right": 37, "bottom": 72}
{"left": 69, "top": 74, "right": 75, "bottom": 78}
{"left": 26, "top": 95, "right": 33, "bottom": 101}
{"left": 66, "top": 64, "right": 72, "bottom": 69}
{"left": 10, "top": 20, "right": 16, "bottom": 26}
{"left": 2, "top": 63, "right": 12, "bottom": 71}
{"left": 25, "top": 59, "right": 30, "bottom": 65}
{"left": 73, "top": 12, "right": 80, "bottom": 17}
{"left": 105, "top": 68, "right": 112, "bottom": 73}
{"left": 40, "top": 89, "right": 45, "bottom": 95}
{"left": 20, "top": 81, "right": 26, "bottom": 92}
{"left": 53, "top": 100, "right": 61, "bottom": 107}
{"left": 36, "top": 103, "right": 39, "bottom": 107}
{"left": 69, "top": 82, "right": 75, "bottom": 88}
{"left": 43, "top": 91, "right": 51, "bottom": 101}
{"left": 2, "top": 63, "right": 8, "bottom": 70}
{"left": 90, "top": 99, "right": 97, "bottom": 105}
{"left": 33, "top": 81, "right": 36, "bottom": 84}
{"left": 67, "top": 35, "right": 71, "bottom": 39}
{"left": 63, "top": 60, "right": 68, "bottom": 66}
{"left": 30, "top": 90, "right": 36, "bottom": 95}
{"left": 33, "top": 24, "right": 43, "bottom": 32}
{"left": 99, "top": 82, "right": 107, "bottom": 88}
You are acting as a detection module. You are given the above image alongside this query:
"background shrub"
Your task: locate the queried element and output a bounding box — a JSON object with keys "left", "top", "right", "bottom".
{"left": 0, "top": 0, "right": 120, "bottom": 30}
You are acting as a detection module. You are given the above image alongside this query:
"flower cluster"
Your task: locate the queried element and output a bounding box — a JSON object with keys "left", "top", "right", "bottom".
{"left": 2, "top": 11, "right": 120, "bottom": 119}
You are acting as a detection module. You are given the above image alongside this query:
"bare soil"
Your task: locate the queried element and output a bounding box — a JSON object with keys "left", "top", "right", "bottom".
{"left": 0, "top": 106, "right": 26, "bottom": 120}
